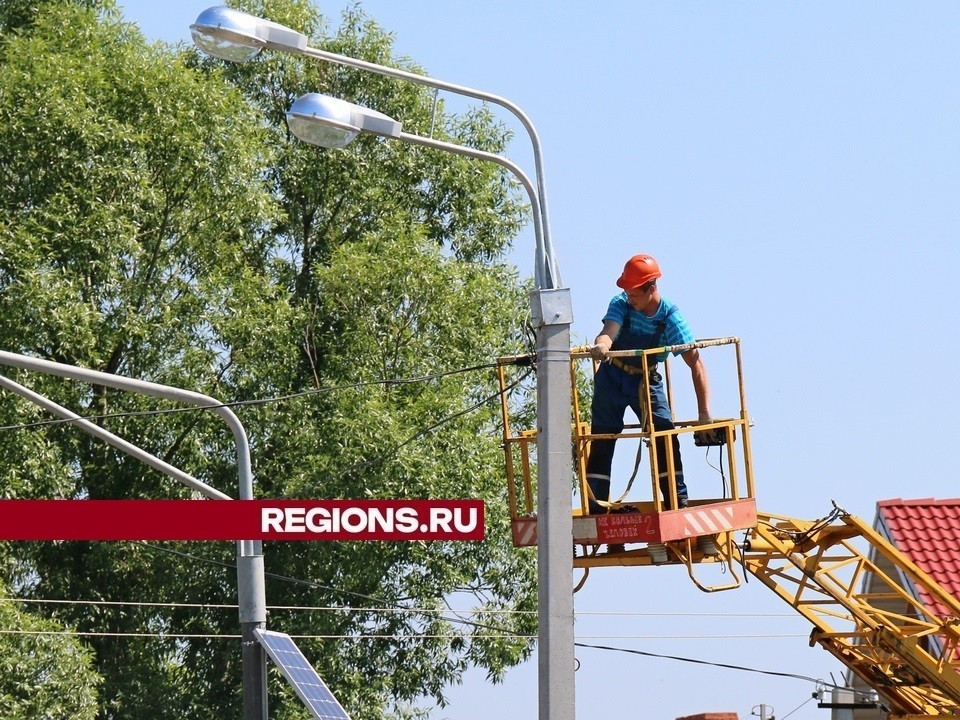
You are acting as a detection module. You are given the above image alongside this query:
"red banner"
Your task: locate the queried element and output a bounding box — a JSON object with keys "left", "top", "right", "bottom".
{"left": 0, "top": 500, "right": 485, "bottom": 541}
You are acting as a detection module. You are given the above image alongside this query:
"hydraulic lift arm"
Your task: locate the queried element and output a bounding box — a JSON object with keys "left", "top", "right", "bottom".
{"left": 727, "top": 506, "right": 960, "bottom": 718}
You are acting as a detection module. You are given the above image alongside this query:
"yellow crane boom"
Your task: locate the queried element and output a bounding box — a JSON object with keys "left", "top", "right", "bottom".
{"left": 732, "top": 507, "right": 960, "bottom": 718}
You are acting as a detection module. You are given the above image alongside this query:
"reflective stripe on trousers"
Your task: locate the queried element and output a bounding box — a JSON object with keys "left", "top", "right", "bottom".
{"left": 586, "top": 362, "right": 687, "bottom": 511}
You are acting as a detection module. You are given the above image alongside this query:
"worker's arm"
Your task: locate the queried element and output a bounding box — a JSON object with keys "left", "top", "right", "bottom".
{"left": 590, "top": 320, "right": 621, "bottom": 362}
{"left": 682, "top": 348, "right": 711, "bottom": 421}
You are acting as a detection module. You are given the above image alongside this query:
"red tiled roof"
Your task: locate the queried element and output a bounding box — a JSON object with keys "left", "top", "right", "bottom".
{"left": 876, "top": 498, "right": 960, "bottom": 617}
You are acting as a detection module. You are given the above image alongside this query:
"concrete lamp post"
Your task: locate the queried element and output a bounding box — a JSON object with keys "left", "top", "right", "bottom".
{"left": 192, "top": 9, "right": 576, "bottom": 720}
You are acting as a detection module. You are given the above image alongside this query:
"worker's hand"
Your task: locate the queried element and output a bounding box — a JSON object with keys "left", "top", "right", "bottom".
{"left": 590, "top": 343, "right": 609, "bottom": 363}
{"left": 694, "top": 412, "right": 728, "bottom": 447}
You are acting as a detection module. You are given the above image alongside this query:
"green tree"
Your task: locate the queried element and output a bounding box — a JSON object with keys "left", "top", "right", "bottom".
{"left": 0, "top": 0, "right": 288, "bottom": 716}
{"left": 0, "top": 0, "right": 538, "bottom": 718}
{"left": 0, "top": 585, "right": 101, "bottom": 720}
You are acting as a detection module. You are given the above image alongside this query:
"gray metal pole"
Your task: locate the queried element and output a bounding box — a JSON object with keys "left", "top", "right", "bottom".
{"left": 531, "top": 289, "right": 575, "bottom": 720}
{"left": 0, "top": 351, "right": 268, "bottom": 720}
{"left": 385, "top": 133, "right": 577, "bottom": 719}
{"left": 238, "top": 543, "right": 268, "bottom": 720}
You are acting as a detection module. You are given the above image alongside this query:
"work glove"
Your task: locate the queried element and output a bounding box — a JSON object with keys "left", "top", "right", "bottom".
{"left": 590, "top": 343, "right": 608, "bottom": 363}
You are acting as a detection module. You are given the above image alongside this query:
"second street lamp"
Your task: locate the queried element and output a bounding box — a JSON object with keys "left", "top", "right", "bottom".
{"left": 284, "top": 93, "right": 546, "bottom": 272}
{"left": 286, "top": 93, "right": 401, "bottom": 149}
{"left": 284, "top": 91, "right": 576, "bottom": 720}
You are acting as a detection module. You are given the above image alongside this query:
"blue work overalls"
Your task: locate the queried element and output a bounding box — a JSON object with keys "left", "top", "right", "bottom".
{"left": 586, "top": 307, "right": 688, "bottom": 513}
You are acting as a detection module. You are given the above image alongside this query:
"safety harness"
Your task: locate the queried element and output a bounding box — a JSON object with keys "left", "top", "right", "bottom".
{"left": 607, "top": 305, "right": 676, "bottom": 375}
{"left": 594, "top": 304, "right": 679, "bottom": 507}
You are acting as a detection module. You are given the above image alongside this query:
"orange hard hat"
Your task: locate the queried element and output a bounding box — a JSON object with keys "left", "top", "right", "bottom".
{"left": 616, "top": 253, "right": 662, "bottom": 289}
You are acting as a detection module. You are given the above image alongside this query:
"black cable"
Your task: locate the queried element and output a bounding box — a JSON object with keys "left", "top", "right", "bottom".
{"left": 325, "top": 368, "right": 532, "bottom": 483}
{"left": 703, "top": 444, "right": 728, "bottom": 498}
{"left": 739, "top": 533, "right": 751, "bottom": 584}
{"left": 780, "top": 694, "right": 815, "bottom": 719}
{"left": 0, "top": 361, "right": 506, "bottom": 432}
{"left": 785, "top": 504, "right": 844, "bottom": 547}
{"left": 575, "top": 641, "right": 843, "bottom": 688}
{"left": 138, "top": 542, "right": 521, "bottom": 637}
{"left": 41, "top": 540, "right": 850, "bottom": 690}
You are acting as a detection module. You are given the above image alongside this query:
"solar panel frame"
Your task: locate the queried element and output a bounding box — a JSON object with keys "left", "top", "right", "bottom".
{"left": 253, "top": 628, "right": 352, "bottom": 720}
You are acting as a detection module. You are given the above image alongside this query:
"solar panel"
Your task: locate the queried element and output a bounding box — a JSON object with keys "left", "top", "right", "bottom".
{"left": 253, "top": 628, "right": 352, "bottom": 720}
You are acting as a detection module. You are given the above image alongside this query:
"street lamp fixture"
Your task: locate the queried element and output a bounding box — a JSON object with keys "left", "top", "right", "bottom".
{"left": 189, "top": 6, "right": 306, "bottom": 62}
{"left": 285, "top": 93, "right": 549, "bottom": 273}
{"left": 286, "top": 93, "right": 401, "bottom": 149}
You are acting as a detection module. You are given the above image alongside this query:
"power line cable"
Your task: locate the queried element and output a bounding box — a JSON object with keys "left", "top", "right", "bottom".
{"left": 575, "top": 641, "right": 843, "bottom": 689}
{"left": 137, "top": 542, "right": 517, "bottom": 638}
{"left": 326, "top": 368, "right": 530, "bottom": 480}
{"left": 3, "top": 554, "right": 840, "bottom": 684}
{"left": 130, "top": 545, "right": 814, "bottom": 646}
{"left": 0, "top": 361, "right": 508, "bottom": 432}
{"left": 0, "top": 629, "right": 237, "bottom": 639}
{"left": 779, "top": 694, "right": 816, "bottom": 719}
{"left": 0, "top": 627, "right": 809, "bottom": 641}
{"left": 0, "top": 625, "right": 840, "bottom": 690}
{"left": 2, "top": 597, "right": 798, "bottom": 617}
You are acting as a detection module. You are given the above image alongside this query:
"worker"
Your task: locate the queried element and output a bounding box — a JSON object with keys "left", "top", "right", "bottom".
{"left": 587, "top": 253, "right": 711, "bottom": 514}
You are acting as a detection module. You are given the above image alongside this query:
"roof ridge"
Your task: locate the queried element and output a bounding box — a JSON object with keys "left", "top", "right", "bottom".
{"left": 878, "top": 497, "right": 960, "bottom": 507}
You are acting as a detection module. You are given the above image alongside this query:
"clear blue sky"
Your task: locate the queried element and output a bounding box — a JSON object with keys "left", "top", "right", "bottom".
{"left": 119, "top": 2, "right": 960, "bottom": 719}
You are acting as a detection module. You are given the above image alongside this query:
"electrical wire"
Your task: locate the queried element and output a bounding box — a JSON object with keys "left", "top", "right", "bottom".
{"left": 327, "top": 368, "right": 531, "bottom": 480}
{"left": 135, "top": 542, "right": 521, "bottom": 638}
{"left": 779, "top": 694, "right": 815, "bottom": 719}
{"left": 0, "top": 598, "right": 810, "bottom": 640}
{"left": 131, "top": 544, "right": 809, "bottom": 644}
{"left": 0, "top": 627, "right": 809, "bottom": 641}
{"left": 1, "top": 587, "right": 830, "bottom": 686}
{"left": 703, "top": 444, "right": 728, "bottom": 498}
{"left": 3, "top": 598, "right": 236, "bottom": 610}
{"left": 0, "top": 629, "right": 238, "bottom": 639}
{"left": 2, "top": 598, "right": 797, "bottom": 618}
{"left": 574, "top": 641, "right": 844, "bottom": 689}
{"left": 0, "top": 361, "right": 507, "bottom": 433}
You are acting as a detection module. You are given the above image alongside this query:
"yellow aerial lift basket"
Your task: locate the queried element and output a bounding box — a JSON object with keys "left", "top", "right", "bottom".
{"left": 496, "top": 336, "right": 757, "bottom": 580}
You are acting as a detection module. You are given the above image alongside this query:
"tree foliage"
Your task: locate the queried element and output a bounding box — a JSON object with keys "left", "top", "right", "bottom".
{"left": 0, "top": 584, "right": 101, "bottom": 720}
{"left": 0, "top": 0, "right": 538, "bottom": 718}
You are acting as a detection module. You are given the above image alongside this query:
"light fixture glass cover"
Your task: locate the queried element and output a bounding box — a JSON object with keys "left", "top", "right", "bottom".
{"left": 286, "top": 94, "right": 359, "bottom": 149}
{"left": 190, "top": 6, "right": 265, "bottom": 62}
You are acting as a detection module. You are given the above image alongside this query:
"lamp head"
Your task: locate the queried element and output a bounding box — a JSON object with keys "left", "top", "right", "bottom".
{"left": 190, "top": 6, "right": 307, "bottom": 62}
{"left": 286, "top": 93, "right": 402, "bottom": 149}
{"left": 286, "top": 94, "right": 360, "bottom": 149}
